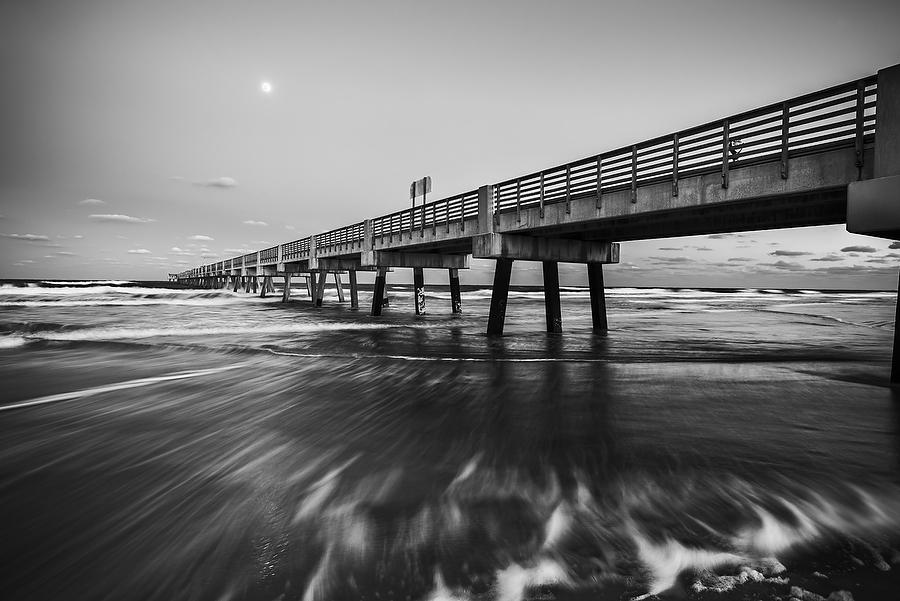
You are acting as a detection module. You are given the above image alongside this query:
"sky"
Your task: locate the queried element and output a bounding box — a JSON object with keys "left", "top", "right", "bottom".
{"left": 2, "top": 0, "right": 900, "bottom": 288}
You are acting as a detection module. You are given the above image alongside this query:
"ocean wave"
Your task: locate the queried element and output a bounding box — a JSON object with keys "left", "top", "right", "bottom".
{"left": 13, "top": 322, "right": 424, "bottom": 344}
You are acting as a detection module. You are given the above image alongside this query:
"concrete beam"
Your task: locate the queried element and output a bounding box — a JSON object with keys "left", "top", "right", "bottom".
{"left": 472, "top": 233, "right": 619, "bottom": 264}
{"left": 847, "top": 174, "right": 900, "bottom": 238}
{"left": 361, "top": 251, "right": 469, "bottom": 269}
{"left": 876, "top": 63, "right": 900, "bottom": 179}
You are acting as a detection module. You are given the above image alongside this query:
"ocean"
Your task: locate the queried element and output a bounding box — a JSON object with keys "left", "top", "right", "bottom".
{"left": 2, "top": 280, "right": 900, "bottom": 601}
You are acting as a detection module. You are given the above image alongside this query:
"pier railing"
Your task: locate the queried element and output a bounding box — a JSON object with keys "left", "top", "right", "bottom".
{"left": 178, "top": 73, "right": 878, "bottom": 279}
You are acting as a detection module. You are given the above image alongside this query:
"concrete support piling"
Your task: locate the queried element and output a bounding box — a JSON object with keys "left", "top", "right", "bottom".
{"left": 542, "top": 261, "right": 562, "bottom": 333}
{"left": 587, "top": 262, "right": 608, "bottom": 333}
{"left": 449, "top": 268, "right": 462, "bottom": 314}
{"left": 413, "top": 267, "right": 426, "bottom": 315}
{"left": 334, "top": 273, "right": 345, "bottom": 302}
{"left": 306, "top": 273, "right": 315, "bottom": 298}
{"left": 349, "top": 270, "right": 359, "bottom": 310}
{"left": 893, "top": 269, "right": 900, "bottom": 385}
{"left": 233, "top": 276, "right": 240, "bottom": 293}
{"left": 487, "top": 258, "right": 514, "bottom": 336}
{"left": 314, "top": 271, "right": 327, "bottom": 307}
{"left": 259, "top": 276, "right": 267, "bottom": 298}
{"left": 251, "top": 277, "right": 258, "bottom": 294}
{"left": 282, "top": 274, "right": 292, "bottom": 302}
{"left": 371, "top": 267, "right": 387, "bottom": 316}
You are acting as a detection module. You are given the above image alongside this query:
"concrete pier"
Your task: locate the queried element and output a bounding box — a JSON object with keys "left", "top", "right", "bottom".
{"left": 487, "top": 258, "right": 513, "bottom": 336}
{"left": 587, "top": 263, "right": 608, "bottom": 333}
{"left": 349, "top": 270, "right": 359, "bottom": 309}
{"left": 449, "top": 268, "right": 462, "bottom": 314}
{"left": 413, "top": 268, "right": 425, "bottom": 315}
{"left": 372, "top": 267, "right": 388, "bottom": 316}
{"left": 542, "top": 261, "right": 562, "bottom": 333}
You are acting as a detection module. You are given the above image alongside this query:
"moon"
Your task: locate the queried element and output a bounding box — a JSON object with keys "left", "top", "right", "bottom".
{"left": 261, "top": 81, "right": 272, "bottom": 94}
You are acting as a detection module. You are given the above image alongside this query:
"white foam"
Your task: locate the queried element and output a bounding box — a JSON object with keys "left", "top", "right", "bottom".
{"left": 0, "top": 335, "right": 27, "bottom": 349}
{"left": 21, "top": 322, "right": 415, "bottom": 343}
{"left": 0, "top": 364, "right": 248, "bottom": 412}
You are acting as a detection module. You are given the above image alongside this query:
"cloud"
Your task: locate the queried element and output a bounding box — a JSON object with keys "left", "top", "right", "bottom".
{"left": 707, "top": 233, "right": 744, "bottom": 239}
{"left": 657, "top": 246, "right": 682, "bottom": 251}
{"left": 810, "top": 255, "right": 843, "bottom": 262}
{"left": 693, "top": 246, "right": 713, "bottom": 251}
{"left": 885, "top": 253, "right": 900, "bottom": 259}
{"left": 840, "top": 245, "right": 877, "bottom": 253}
{"left": 188, "top": 235, "right": 214, "bottom": 241}
{"left": 89, "top": 214, "right": 155, "bottom": 224}
{"left": 79, "top": 198, "right": 106, "bottom": 205}
{"left": 889, "top": 242, "right": 900, "bottom": 249}
{"left": 1, "top": 233, "right": 50, "bottom": 241}
{"left": 224, "top": 247, "right": 253, "bottom": 254}
{"left": 243, "top": 220, "right": 269, "bottom": 226}
{"left": 759, "top": 260, "right": 806, "bottom": 271}
{"left": 727, "top": 257, "right": 753, "bottom": 262}
{"left": 769, "top": 250, "right": 811, "bottom": 257}
{"left": 285, "top": 225, "right": 296, "bottom": 231}
{"left": 197, "top": 177, "right": 237, "bottom": 188}
{"left": 866, "top": 258, "right": 890, "bottom": 264}
{"left": 127, "top": 248, "right": 151, "bottom": 254}
{"left": 54, "top": 251, "right": 76, "bottom": 256}
{"left": 200, "top": 252, "right": 218, "bottom": 258}
{"left": 73, "top": 234, "right": 84, "bottom": 239}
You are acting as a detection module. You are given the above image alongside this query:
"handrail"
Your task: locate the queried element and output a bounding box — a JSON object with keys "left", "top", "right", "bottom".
{"left": 182, "top": 74, "right": 878, "bottom": 275}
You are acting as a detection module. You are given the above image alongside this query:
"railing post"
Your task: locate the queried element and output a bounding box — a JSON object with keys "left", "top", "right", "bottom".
{"left": 515, "top": 178, "right": 521, "bottom": 223}
{"left": 855, "top": 80, "right": 866, "bottom": 180}
{"left": 595, "top": 156, "right": 602, "bottom": 209}
{"left": 671, "top": 133, "right": 679, "bottom": 197}
{"left": 445, "top": 199, "right": 450, "bottom": 233}
{"left": 780, "top": 102, "right": 790, "bottom": 180}
{"left": 420, "top": 200, "right": 425, "bottom": 238}
{"left": 721, "top": 119, "right": 730, "bottom": 189}
{"left": 539, "top": 172, "right": 546, "bottom": 218}
{"left": 565, "top": 165, "right": 571, "bottom": 214}
{"left": 630, "top": 145, "right": 638, "bottom": 203}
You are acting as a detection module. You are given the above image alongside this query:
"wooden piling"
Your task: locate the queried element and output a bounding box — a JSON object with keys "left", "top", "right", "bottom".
{"left": 371, "top": 267, "right": 387, "bottom": 316}
{"left": 349, "top": 269, "right": 359, "bottom": 310}
{"left": 542, "top": 261, "right": 562, "bottom": 333}
{"left": 587, "top": 262, "right": 608, "bottom": 333}
{"left": 413, "top": 267, "right": 426, "bottom": 315}
{"left": 487, "top": 258, "right": 513, "bottom": 336}
{"left": 449, "top": 268, "right": 462, "bottom": 314}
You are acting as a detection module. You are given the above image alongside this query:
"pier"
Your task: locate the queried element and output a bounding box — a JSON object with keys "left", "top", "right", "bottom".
{"left": 177, "top": 64, "right": 900, "bottom": 380}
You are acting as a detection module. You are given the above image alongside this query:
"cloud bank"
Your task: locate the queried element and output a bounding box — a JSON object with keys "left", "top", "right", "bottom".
{"left": 89, "top": 214, "right": 155, "bottom": 224}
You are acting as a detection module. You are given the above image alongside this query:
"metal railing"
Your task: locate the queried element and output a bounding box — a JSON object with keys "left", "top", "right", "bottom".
{"left": 371, "top": 190, "right": 480, "bottom": 239}
{"left": 317, "top": 221, "right": 366, "bottom": 248}
{"left": 494, "top": 76, "right": 877, "bottom": 216}
{"left": 182, "top": 74, "right": 878, "bottom": 277}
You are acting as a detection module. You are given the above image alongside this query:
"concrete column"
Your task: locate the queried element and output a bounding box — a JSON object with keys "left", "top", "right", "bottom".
{"left": 244, "top": 277, "right": 251, "bottom": 293}
{"left": 876, "top": 63, "right": 900, "bottom": 179}
{"left": 349, "top": 269, "right": 359, "bottom": 310}
{"left": 306, "top": 273, "right": 315, "bottom": 297}
{"left": 893, "top": 270, "right": 900, "bottom": 385}
{"left": 477, "top": 185, "right": 495, "bottom": 234}
{"left": 449, "top": 268, "right": 462, "bottom": 314}
{"left": 587, "top": 262, "right": 608, "bottom": 333}
{"left": 413, "top": 267, "right": 426, "bottom": 315}
{"left": 542, "top": 261, "right": 562, "bottom": 333}
{"left": 259, "top": 276, "right": 267, "bottom": 298}
{"left": 315, "top": 272, "right": 327, "bottom": 307}
{"left": 334, "top": 273, "right": 345, "bottom": 302}
{"left": 252, "top": 277, "right": 259, "bottom": 295}
{"left": 487, "top": 258, "right": 513, "bottom": 336}
{"left": 371, "top": 267, "right": 387, "bottom": 316}
{"left": 282, "top": 274, "right": 292, "bottom": 302}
